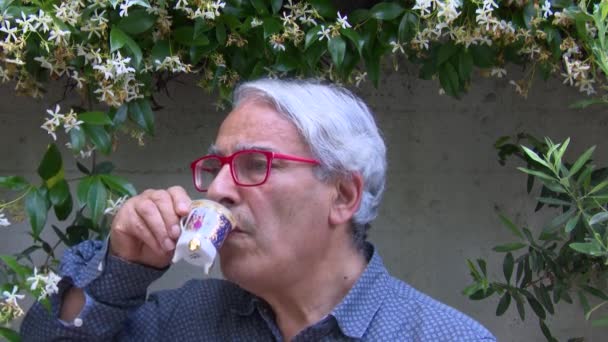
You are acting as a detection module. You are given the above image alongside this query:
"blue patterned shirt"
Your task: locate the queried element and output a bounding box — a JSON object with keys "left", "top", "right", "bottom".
{"left": 21, "top": 240, "right": 495, "bottom": 341}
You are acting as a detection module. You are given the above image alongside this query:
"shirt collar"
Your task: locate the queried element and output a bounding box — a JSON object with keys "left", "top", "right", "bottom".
{"left": 231, "top": 243, "right": 390, "bottom": 339}
{"left": 330, "top": 243, "right": 389, "bottom": 339}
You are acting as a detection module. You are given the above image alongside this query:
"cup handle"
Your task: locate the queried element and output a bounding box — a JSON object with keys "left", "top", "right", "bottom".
{"left": 180, "top": 210, "right": 195, "bottom": 231}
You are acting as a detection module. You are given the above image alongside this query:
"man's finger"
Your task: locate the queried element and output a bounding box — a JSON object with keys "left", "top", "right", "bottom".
{"left": 135, "top": 199, "right": 174, "bottom": 251}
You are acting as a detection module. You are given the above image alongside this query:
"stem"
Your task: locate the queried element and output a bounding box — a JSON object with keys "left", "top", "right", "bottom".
{"left": 0, "top": 187, "right": 32, "bottom": 209}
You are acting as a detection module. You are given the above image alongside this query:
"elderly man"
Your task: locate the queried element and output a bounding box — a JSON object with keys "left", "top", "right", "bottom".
{"left": 22, "top": 79, "right": 495, "bottom": 341}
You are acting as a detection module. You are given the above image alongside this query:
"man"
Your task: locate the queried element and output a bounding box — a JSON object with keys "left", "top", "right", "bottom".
{"left": 22, "top": 78, "right": 495, "bottom": 341}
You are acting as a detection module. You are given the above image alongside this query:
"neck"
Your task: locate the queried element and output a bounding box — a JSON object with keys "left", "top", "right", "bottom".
{"left": 259, "top": 241, "right": 367, "bottom": 341}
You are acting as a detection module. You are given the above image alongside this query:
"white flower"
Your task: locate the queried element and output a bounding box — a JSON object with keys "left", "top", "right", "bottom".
{"left": 26, "top": 267, "right": 46, "bottom": 290}
{"left": 412, "top": 32, "right": 429, "bottom": 50}
{"left": 46, "top": 105, "right": 64, "bottom": 126}
{"left": 413, "top": 0, "right": 433, "bottom": 17}
{"left": 48, "top": 27, "right": 71, "bottom": 45}
{"left": 317, "top": 25, "right": 331, "bottom": 41}
{"left": 15, "top": 11, "right": 36, "bottom": 33}
{"left": 251, "top": 17, "right": 263, "bottom": 27}
{"left": 44, "top": 271, "right": 61, "bottom": 295}
{"left": 336, "top": 11, "right": 351, "bottom": 29}
{"left": 119, "top": 0, "right": 134, "bottom": 17}
{"left": 490, "top": 67, "right": 507, "bottom": 78}
{"left": 70, "top": 70, "right": 86, "bottom": 89}
{"left": 0, "top": 210, "right": 10, "bottom": 226}
{"left": 104, "top": 196, "right": 128, "bottom": 215}
{"left": 30, "top": 10, "right": 53, "bottom": 33}
{"left": 577, "top": 78, "right": 596, "bottom": 95}
{"left": 354, "top": 71, "right": 367, "bottom": 87}
{"left": 299, "top": 15, "right": 317, "bottom": 26}
{"left": 389, "top": 41, "right": 405, "bottom": 54}
{"left": 437, "top": 0, "right": 462, "bottom": 24}
{"left": 2, "top": 285, "right": 25, "bottom": 307}
{"left": 541, "top": 0, "right": 553, "bottom": 19}
{"left": 63, "top": 109, "right": 84, "bottom": 133}
{"left": 174, "top": 0, "right": 189, "bottom": 10}
{"left": 0, "top": 20, "right": 18, "bottom": 42}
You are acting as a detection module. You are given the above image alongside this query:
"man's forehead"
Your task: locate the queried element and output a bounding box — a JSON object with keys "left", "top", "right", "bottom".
{"left": 210, "top": 101, "right": 307, "bottom": 155}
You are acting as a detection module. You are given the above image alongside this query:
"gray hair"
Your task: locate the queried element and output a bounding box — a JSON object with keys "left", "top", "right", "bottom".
{"left": 232, "top": 78, "right": 386, "bottom": 249}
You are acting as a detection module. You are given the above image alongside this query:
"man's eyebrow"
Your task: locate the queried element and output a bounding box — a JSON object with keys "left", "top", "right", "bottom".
{"left": 206, "top": 143, "right": 276, "bottom": 155}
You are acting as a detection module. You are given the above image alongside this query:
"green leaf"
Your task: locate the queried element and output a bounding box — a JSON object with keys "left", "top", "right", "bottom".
{"left": 569, "top": 97, "right": 608, "bottom": 109}
{"left": 517, "top": 167, "right": 556, "bottom": 181}
{"left": 110, "top": 27, "right": 128, "bottom": 52}
{"left": 522, "top": 0, "right": 536, "bottom": 28}
{"left": 589, "top": 212, "right": 608, "bottom": 226}
{"left": 174, "top": 26, "right": 210, "bottom": 46}
{"left": 0, "top": 176, "right": 29, "bottom": 191}
{"left": 328, "top": 36, "right": 346, "bottom": 67}
{"left": 250, "top": 0, "right": 268, "bottom": 15}
{"left": 569, "top": 241, "right": 603, "bottom": 256}
{"left": 110, "top": 27, "right": 143, "bottom": 67}
{"left": 308, "top": 0, "right": 337, "bottom": 19}
{"left": 457, "top": 49, "right": 473, "bottom": 82}
{"left": 544, "top": 207, "right": 575, "bottom": 232}
{"left": 369, "top": 2, "right": 404, "bottom": 20}
{"left": 398, "top": 11, "right": 417, "bottom": 43}
{"left": 305, "top": 26, "right": 322, "bottom": 49}
{"left": 94, "top": 161, "right": 115, "bottom": 174}
{"left": 52, "top": 225, "right": 70, "bottom": 245}
{"left": 88, "top": 177, "right": 108, "bottom": 224}
{"left": 437, "top": 42, "right": 459, "bottom": 66}
{"left": 581, "top": 285, "right": 608, "bottom": 301}
{"left": 536, "top": 197, "right": 571, "bottom": 206}
{"left": 496, "top": 292, "right": 511, "bottom": 316}
{"left": 53, "top": 194, "right": 73, "bottom": 221}
{"left": 589, "top": 180, "right": 608, "bottom": 195}
{"left": 0, "top": 327, "right": 20, "bottom": 341}
{"left": 340, "top": 28, "right": 364, "bottom": 55}
{"left": 100, "top": 174, "right": 137, "bottom": 196}
{"left": 82, "top": 124, "right": 111, "bottom": 155}
{"left": 493, "top": 242, "right": 528, "bottom": 252}
{"left": 591, "top": 315, "right": 608, "bottom": 327}
{"left": 526, "top": 294, "right": 546, "bottom": 319}
{"left": 565, "top": 213, "right": 580, "bottom": 233}
{"left": 540, "top": 320, "right": 556, "bottom": 342}
{"left": 0, "top": 255, "right": 31, "bottom": 279}
{"left": 25, "top": 188, "right": 47, "bottom": 238}
{"left": 271, "top": 0, "right": 282, "bottom": 14}
{"left": 117, "top": 8, "right": 155, "bottom": 35}
{"left": 263, "top": 17, "right": 282, "bottom": 39}
{"left": 111, "top": 104, "right": 129, "bottom": 126}
{"left": 513, "top": 292, "right": 526, "bottom": 320}
{"left": 438, "top": 62, "right": 460, "bottom": 97}
{"left": 69, "top": 127, "right": 86, "bottom": 152}
{"left": 49, "top": 179, "right": 69, "bottom": 206}
{"left": 216, "top": 21, "right": 226, "bottom": 46}
{"left": 568, "top": 146, "right": 596, "bottom": 177}
{"left": 128, "top": 99, "right": 155, "bottom": 135}
{"left": 503, "top": 252, "right": 514, "bottom": 283}
{"left": 79, "top": 111, "right": 112, "bottom": 125}
{"left": 348, "top": 9, "right": 369, "bottom": 24}
{"left": 151, "top": 40, "right": 171, "bottom": 65}
{"left": 37, "top": 143, "right": 62, "bottom": 181}
{"left": 469, "top": 45, "right": 495, "bottom": 68}
{"left": 77, "top": 177, "right": 94, "bottom": 206}
{"left": 521, "top": 146, "right": 551, "bottom": 169}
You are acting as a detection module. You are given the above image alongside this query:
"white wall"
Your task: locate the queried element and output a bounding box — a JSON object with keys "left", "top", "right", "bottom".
{"left": 1, "top": 64, "right": 606, "bottom": 341}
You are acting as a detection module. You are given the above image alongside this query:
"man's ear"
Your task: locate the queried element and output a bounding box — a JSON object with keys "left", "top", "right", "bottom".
{"left": 329, "top": 172, "right": 363, "bottom": 226}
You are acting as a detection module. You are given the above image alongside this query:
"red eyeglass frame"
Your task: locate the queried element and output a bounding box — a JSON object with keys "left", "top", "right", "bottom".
{"left": 190, "top": 149, "right": 320, "bottom": 192}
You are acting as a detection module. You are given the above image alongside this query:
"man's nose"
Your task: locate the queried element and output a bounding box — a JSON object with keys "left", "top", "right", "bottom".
{"left": 206, "top": 163, "right": 238, "bottom": 206}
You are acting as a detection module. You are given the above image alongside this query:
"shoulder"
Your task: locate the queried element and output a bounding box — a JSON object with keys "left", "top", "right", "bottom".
{"left": 370, "top": 276, "right": 496, "bottom": 341}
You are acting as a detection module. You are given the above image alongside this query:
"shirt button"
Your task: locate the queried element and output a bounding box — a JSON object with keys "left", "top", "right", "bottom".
{"left": 74, "top": 318, "right": 83, "bottom": 327}
{"left": 98, "top": 262, "right": 103, "bottom": 271}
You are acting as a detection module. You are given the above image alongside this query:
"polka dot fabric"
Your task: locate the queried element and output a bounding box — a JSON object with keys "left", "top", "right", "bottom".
{"left": 21, "top": 240, "right": 496, "bottom": 341}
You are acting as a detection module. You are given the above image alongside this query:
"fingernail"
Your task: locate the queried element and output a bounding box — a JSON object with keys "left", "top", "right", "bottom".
{"left": 163, "top": 238, "right": 175, "bottom": 251}
{"left": 178, "top": 202, "right": 189, "bottom": 212}
{"left": 171, "top": 225, "right": 181, "bottom": 237}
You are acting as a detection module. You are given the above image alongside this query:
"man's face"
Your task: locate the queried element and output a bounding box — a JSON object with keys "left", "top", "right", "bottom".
{"left": 206, "top": 99, "right": 335, "bottom": 291}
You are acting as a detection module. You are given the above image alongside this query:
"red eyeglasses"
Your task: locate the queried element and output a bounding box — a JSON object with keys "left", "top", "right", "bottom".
{"left": 190, "top": 149, "right": 320, "bottom": 192}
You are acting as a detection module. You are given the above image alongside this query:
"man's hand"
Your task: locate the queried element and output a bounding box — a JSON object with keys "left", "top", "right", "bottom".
{"left": 110, "top": 186, "right": 191, "bottom": 269}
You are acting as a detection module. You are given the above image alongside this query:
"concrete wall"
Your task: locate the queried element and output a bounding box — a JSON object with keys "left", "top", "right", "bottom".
{"left": 1, "top": 64, "right": 606, "bottom": 341}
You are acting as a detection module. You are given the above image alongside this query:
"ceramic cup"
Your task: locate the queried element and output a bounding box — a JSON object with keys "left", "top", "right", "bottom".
{"left": 171, "top": 199, "right": 236, "bottom": 274}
